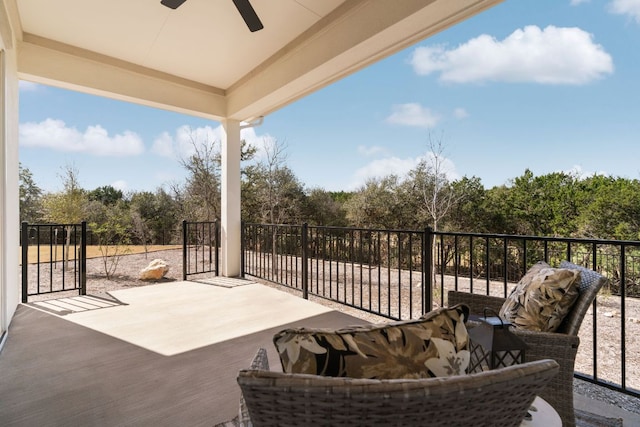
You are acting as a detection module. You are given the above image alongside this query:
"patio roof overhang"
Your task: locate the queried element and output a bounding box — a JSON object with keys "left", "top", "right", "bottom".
{"left": 7, "top": 0, "right": 503, "bottom": 121}
{"left": 0, "top": 0, "right": 504, "bottom": 330}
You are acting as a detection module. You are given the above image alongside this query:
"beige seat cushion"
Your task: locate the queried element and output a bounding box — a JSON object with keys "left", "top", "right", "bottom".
{"left": 499, "top": 261, "right": 581, "bottom": 332}
{"left": 273, "top": 304, "right": 470, "bottom": 379}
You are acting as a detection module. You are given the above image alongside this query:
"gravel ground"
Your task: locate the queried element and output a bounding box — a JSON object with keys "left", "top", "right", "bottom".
{"left": 22, "top": 247, "right": 640, "bottom": 414}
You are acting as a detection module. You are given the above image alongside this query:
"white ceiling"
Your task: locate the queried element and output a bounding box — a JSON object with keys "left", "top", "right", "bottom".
{"left": 4, "top": 0, "right": 504, "bottom": 121}
{"left": 16, "top": 0, "right": 346, "bottom": 89}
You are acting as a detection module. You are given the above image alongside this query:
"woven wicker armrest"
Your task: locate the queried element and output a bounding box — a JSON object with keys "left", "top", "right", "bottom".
{"left": 238, "top": 348, "right": 269, "bottom": 427}
{"left": 448, "top": 290, "right": 506, "bottom": 315}
{"left": 238, "top": 359, "right": 559, "bottom": 427}
{"left": 214, "top": 348, "right": 270, "bottom": 427}
{"left": 511, "top": 329, "right": 579, "bottom": 426}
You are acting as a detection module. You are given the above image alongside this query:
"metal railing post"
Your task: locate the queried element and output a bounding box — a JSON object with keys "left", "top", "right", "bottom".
{"left": 216, "top": 220, "right": 220, "bottom": 276}
{"left": 240, "top": 221, "right": 245, "bottom": 278}
{"left": 80, "top": 221, "right": 87, "bottom": 295}
{"left": 21, "top": 222, "right": 29, "bottom": 303}
{"left": 302, "top": 223, "right": 308, "bottom": 299}
{"left": 182, "top": 220, "right": 187, "bottom": 280}
{"left": 424, "top": 227, "right": 433, "bottom": 313}
{"left": 620, "top": 244, "right": 627, "bottom": 390}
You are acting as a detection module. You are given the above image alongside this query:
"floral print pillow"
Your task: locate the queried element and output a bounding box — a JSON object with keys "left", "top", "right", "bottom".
{"left": 499, "top": 262, "right": 581, "bottom": 332}
{"left": 273, "top": 304, "right": 470, "bottom": 379}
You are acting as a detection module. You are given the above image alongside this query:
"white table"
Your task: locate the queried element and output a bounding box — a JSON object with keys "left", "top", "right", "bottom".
{"left": 520, "top": 396, "right": 562, "bottom": 427}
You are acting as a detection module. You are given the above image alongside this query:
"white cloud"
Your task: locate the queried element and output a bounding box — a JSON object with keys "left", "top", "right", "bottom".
{"left": 177, "top": 125, "right": 221, "bottom": 159}
{"left": 152, "top": 125, "right": 222, "bottom": 159}
{"left": 19, "top": 81, "right": 40, "bottom": 92}
{"left": 111, "top": 180, "right": 128, "bottom": 192}
{"left": 357, "top": 145, "right": 387, "bottom": 157}
{"left": 348, "top": 157, "right": 420, "bottom": 190}
{"left": 410, "top": 25, "right": 613, "bottom": 85}
{"left": 347, "top": 153, "right": 460, "bottom": 190}
{"left": 154, "top": 170, "right": 179, "bottom": 185}
{"left": 422, "top": 152, "right": 460, "bottom": 182}
{"left": 150, "top": 132, "right": 174, "bottom": 157}
{"left": 385, "top": 103, "right": 440, "bottom": 128}
{"left": 608, "top": 0, "right": 640, "bottom": 23}
{"left": 564, "top": 165, "right": 608, "bottom": 180}
{"left": 19, "top": 118, "right": 144, "bottom": 156}
{"left": 151, "top": 124, "right": 275, "bottom": 161}
{"left": 239, "top": 126, "right": 277, "bottom": 161}
{"left": 570, "top": 0, "right": 589, "bottom": 5}
{"left": 453, "top": 108, "right": 469, "bottom": 119}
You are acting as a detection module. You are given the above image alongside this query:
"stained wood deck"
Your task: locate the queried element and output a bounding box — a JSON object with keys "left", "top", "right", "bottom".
{"left": 0, "top": 280, "right": 366, "bottom": 426}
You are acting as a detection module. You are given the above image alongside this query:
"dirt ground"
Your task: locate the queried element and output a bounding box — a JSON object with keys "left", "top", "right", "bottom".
{"left": 21, "top": 247, "right": 640, "bottom": 414}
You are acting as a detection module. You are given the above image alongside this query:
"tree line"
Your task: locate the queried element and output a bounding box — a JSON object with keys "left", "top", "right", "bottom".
{"left": 19, "top": 137, "right": 640, "bottom": 245}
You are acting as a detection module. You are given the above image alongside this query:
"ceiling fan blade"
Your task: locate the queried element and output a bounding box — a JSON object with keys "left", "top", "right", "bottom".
{"left": 160, "top": 0, "right": 187, "bottom": 10}
{"left": 232, "top": 0, "right": 264, "bottom": 32}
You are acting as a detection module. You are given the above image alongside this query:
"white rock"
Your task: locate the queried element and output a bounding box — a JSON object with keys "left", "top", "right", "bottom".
{"left": 139, "top": 259, "right": 170, "bottom": 280}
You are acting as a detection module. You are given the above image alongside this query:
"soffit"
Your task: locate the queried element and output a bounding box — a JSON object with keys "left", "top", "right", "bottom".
{"left": 7, "top": 0, "right": 504, "bottom": 121}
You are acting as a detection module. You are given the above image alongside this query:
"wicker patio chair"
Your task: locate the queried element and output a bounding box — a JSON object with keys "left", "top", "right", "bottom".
{"left": 235, "top": 348, "right": 559, "bottom": 427}
{"left": 448, "top": 263, "right": 608, "bottom": 427}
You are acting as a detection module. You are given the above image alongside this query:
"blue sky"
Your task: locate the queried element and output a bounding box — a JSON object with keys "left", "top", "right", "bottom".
{"left": 18, "top": 0, "right": 640, "bottom": 194}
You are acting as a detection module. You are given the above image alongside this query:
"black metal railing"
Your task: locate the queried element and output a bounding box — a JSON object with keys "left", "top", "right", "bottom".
{"left": 242, "top": 223, "right": 429, "bottom": 321}
{"left": 21, "top": 221, "right": 87, "bottom": 302}
{"left": 19, "top": 218, "right": 639, "bottom": 396}
{"left": 241, "top": 223, "right": 640, "bottom": 398}
{"left": 182, "top": 220, "right": 219, "bottom": 279}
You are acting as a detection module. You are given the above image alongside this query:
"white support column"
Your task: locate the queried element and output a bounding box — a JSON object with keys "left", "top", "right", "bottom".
{"left": 0, "top": 45, "right": 20, "bottom": 332}
{"left": 220, "top": 119, "right": 242, "bottom": 277}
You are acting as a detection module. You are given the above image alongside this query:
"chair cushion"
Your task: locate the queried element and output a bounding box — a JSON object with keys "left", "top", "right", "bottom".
{"left": 499, "top": 261, "right": 581, "bottom": 332}
{"left": 556, "top": 260, "right": 608, "bottom": 335}
{"left": 273, "top": 304, "right": 470, "bottom": 379}
{"left": 559, "top": 260, "right": 603, "bottom": 292}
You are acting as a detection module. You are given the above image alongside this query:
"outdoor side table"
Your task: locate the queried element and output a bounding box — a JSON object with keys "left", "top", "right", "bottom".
{"left": 520, "top": 396, "right": 562, "bottom": 427}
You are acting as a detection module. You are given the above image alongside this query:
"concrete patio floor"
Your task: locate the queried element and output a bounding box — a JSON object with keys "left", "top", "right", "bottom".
{"left": 0, "top": 278, "right": 368, "bottom": 426}
{"left": 1, "top": 278, "right": 638, "bottom": 426}
{"left": 46, "top": 280, "right": 335, "bottom": 356}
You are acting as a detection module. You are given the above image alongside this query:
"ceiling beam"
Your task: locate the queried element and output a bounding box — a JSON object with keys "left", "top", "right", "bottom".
{"left": 0, "top": 0, "right": 19, "bottom": 50}
{"left": 17, "top": 34, "right": 227, "bottom": 120}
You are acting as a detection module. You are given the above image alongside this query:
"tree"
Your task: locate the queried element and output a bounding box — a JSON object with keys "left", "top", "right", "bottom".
{"left": 242, "top": 139, "right": 305, "bottom": 224}
{"left": 447, "top": 176, "right": 490, "bottom": 233}
{"left": 88, "top": 200, "right": 132, "bottom": 279}
{"left": 345, "top": 176, "right": 416, "bottom": 229}
{"left": 408, "top": 131, "right": 459, "bottom": 232}
{"left": 176, "top": 129, "right": 257, "bottom": 223}
{"left": 578, "top": 176, "right": 640, "bottom": 240}
{"left": 128, "top": 191, "right": 155, "bottom": 251}
{"left": 88, "top": 185, "right": 124, "bottom": 206}
{"left": 304, "top": 188, "right": 349, "bottom": 226}
{"left": 504, "top": 169, "right": 580, "bottom": 237}
{"left": 19, "top": 163, "right": 43, "bottom": 223}
{"left": 407, "top": 131, "right": 461, "bottom": 295}
{"left": 480, "top": 184, "right": 516, "bottom": 234}
{"left": 130, "top": 209, "right": 151, "bottom": 256}
{"left": 128, "top": 189, "right": 181, "bottom": 245}
{"left": 41, "top": 164, "right": 88, "bottom": 271}
{"left": 153, "top": 188, "right": 182, "bottom": 244}
{"left": 178, "top": 131, "right": 222, "bottom": 222}
{"left": 42, "top": 164, "right": 86, "bottom": 223}
{"left": 242, "top": 139, "right": 306, "bottom": 275}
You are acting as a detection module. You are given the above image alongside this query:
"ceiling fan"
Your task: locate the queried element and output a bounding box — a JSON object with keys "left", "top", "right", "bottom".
{"left": 160, "top": 0, "right": 264, "bottom": 32}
